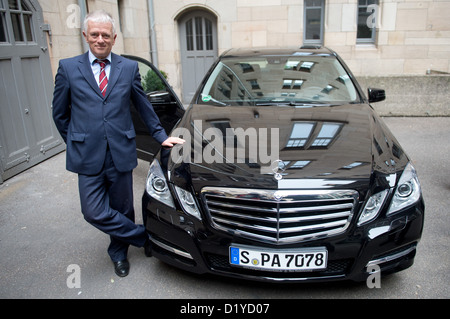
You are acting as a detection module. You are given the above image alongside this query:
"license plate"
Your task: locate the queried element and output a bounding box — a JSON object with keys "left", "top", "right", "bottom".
{"left": 229, "top": 245, "right": 327, "bottom": 272}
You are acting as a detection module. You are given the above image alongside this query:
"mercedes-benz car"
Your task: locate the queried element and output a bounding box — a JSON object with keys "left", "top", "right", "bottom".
{"left": 127, "top": 46, "right": 424, "bottom": 283}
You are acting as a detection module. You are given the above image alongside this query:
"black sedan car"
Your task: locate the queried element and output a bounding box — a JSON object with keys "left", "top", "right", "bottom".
{"left": 127, "top": 46, "right": 424, "bottom": 283}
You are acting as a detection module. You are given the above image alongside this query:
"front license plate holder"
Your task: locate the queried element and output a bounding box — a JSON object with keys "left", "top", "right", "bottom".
{"left": 229, "top": 245, "right": 328, "bottom": 272}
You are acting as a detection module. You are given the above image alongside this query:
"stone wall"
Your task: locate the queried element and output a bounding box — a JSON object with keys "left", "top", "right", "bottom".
{"left": 357, "top": 75, "right": 450, "bottom": 116}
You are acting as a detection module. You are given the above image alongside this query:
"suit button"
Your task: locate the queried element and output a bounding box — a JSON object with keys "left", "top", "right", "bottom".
{"left": 104, "top": 118, "right": 107, "bottom": 122}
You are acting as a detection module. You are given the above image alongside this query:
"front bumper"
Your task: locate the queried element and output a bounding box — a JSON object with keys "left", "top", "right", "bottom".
{"left": 142, "top": 192, "right": 424, "bottom": 283}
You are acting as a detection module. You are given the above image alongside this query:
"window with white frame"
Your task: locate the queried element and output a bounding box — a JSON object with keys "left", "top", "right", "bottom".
{"left": 303, "top": 0, "right": 324, "bottom": 45}
{"left": 357, "top": 0, "right": 379, "bottom": 44}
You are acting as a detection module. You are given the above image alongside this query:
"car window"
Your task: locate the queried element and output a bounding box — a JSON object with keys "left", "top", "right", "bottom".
{"left": 135, "top": 61, "right": 168, "bottom": 93}
{"left": 198, "top": 55, "right": 359, "bottom": 106}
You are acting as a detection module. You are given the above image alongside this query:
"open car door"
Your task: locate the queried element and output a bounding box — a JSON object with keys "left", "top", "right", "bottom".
{"left": 122, "top": 55, "right": 185, "bottom": 162}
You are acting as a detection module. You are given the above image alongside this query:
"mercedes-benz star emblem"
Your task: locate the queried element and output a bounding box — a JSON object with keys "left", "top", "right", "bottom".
{"left": 274, "top": 191, "right": 283, "bottom": 201}
{"left": 272, "top": 160, "right": 287, "bottom": 181}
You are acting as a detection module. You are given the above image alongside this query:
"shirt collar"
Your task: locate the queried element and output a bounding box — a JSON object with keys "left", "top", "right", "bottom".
{"left": 89, "top": 50, "right": 112, "bottom": 65}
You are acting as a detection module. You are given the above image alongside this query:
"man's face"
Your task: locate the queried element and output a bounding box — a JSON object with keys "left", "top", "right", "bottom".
{"left": 83, "top": 21, "right": 117, "bottom": 59}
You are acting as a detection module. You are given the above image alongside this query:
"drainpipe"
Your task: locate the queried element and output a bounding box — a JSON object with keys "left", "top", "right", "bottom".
{"left": 147, "top": 0, "right": 158, "bottom": 68}
{"left": 78, "top": 0, "right": 89, "bottom": 52}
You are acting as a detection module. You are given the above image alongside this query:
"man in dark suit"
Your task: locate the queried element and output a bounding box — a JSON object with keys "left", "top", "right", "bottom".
{"left": 52, "top": 10, "right": 184, "bottom": 277}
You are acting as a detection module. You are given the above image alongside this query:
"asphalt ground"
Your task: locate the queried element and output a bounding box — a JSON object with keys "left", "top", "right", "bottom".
{"left": 0, "top": 117, "right": 449, "bottom": 300}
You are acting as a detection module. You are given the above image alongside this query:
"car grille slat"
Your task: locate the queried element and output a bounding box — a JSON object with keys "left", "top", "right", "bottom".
{"left": 213, "top": 217, "right": 278, "bottom": 234}
{"left": 279, "top": 219, "right": 348, "bottom": 234}
{"left": 278, "top": 203, "right": 353, "bottom": 214}
{"left": 201, "top": 187, "right": 359, "bottom": 244}
{"left": 278, "top": 211, "right": 351, "bottom": 223}
{"left": 209, "top": 208, "right": 278, "bottom": 223}
{"left": 207, "top": 199, "right": 278, "bottom": 214}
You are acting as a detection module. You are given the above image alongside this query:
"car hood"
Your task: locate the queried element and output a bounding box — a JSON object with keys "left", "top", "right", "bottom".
{"left": 166, "top": 103, "right": 408, "bottom": 195}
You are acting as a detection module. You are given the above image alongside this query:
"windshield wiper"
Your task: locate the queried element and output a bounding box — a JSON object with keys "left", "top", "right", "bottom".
{"left": 210, "top": 97, "right": 229, "bottom": 106}
{"left": 255, "top": 100, "right": 333, "bottom": 107}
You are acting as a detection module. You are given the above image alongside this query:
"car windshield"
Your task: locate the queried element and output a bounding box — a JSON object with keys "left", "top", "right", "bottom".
{"left": 197, "top": 54, "right": 360, "bottom": 106}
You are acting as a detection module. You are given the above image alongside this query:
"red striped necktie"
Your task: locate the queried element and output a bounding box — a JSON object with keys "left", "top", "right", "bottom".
{"left": 95, "top": 59, "right": 108, "bottom": 97}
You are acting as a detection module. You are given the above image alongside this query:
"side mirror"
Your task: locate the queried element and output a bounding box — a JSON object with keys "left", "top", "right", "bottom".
{"left": 368, "top": 88, "right": 386, "bottom": 103}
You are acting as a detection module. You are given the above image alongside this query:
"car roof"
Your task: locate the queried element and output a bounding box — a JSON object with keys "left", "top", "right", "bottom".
{"left": 220, "top": 46, "right": 337, "bottom": 59}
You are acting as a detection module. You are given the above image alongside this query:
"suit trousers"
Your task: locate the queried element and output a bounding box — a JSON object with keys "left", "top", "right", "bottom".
{"left": 77, "top": 147, "right": 147, "bottom": 262}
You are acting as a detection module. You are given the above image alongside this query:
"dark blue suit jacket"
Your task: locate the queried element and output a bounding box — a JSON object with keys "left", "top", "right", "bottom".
{"left": 52, "top": 52, "right": 168, "bottom": 175}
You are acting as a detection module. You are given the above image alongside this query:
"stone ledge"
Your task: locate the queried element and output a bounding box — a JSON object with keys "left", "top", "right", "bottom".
{"left": 357, "top": 75, "right": 450, "bottom": 117}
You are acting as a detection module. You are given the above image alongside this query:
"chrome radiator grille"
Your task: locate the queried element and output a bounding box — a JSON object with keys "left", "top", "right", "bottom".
{"left": 201, "top": 187, "right": 359, "bottom": 244}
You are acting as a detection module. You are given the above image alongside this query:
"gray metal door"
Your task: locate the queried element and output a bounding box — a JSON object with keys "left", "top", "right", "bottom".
{"left": 0, "top": 0, "right": 64, "bottom": 183}
{"left": 179, "top": 11, "right": 217, "bottom": 104}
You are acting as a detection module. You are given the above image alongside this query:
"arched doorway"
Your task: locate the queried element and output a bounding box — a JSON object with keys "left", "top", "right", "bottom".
{"left": 178, "top": 10, "right": 218, "bottom": 104}
{"left": 0, "top": 0, "right": 64, "bottom": 183}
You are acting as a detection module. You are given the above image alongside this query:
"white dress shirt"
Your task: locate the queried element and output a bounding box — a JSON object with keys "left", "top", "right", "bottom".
{"left": 88, "top": 50, "right": 112, "bottom": 86}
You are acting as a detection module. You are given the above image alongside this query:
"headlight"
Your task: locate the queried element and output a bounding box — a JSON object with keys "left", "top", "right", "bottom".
{"left": 174, "top": 186, "right": 202, "bottom": 221}
{"left": 387, "top": 162, "right": 422, "bottom": 215}
{"left": 146, "top": 159, "right": 175, "bottom": 208}
{"left": 358, "top": 189, "right": 389, "bottom": 226}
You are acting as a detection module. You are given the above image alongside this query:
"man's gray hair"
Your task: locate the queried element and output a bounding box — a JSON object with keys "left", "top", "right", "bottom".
{"left": 83, "top": 10, "right": 116, "bottom": 34}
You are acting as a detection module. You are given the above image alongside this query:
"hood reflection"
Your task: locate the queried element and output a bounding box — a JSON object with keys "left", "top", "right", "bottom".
{"left": 164, "top": 103, "right": 407, "bottom": 192}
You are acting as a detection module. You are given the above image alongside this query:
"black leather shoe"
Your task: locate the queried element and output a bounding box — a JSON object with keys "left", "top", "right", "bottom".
{"left": 113, "top": 259, "right": 130, "bottom": 277}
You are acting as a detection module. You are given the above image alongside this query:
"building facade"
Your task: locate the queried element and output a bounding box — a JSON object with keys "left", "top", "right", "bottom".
{"left": 40, "top": 0, "right": 450, "bottom": 103}
{"left": 1, "top": 0, "right": 448, "bottom": 182}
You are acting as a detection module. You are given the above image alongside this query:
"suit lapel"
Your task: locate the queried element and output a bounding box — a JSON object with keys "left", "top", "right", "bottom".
{"left": 77, "top": 52, "right": 104, "bottom": 98}
{"left": 104, "top": 53, "right": 123, "bottom": 100}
